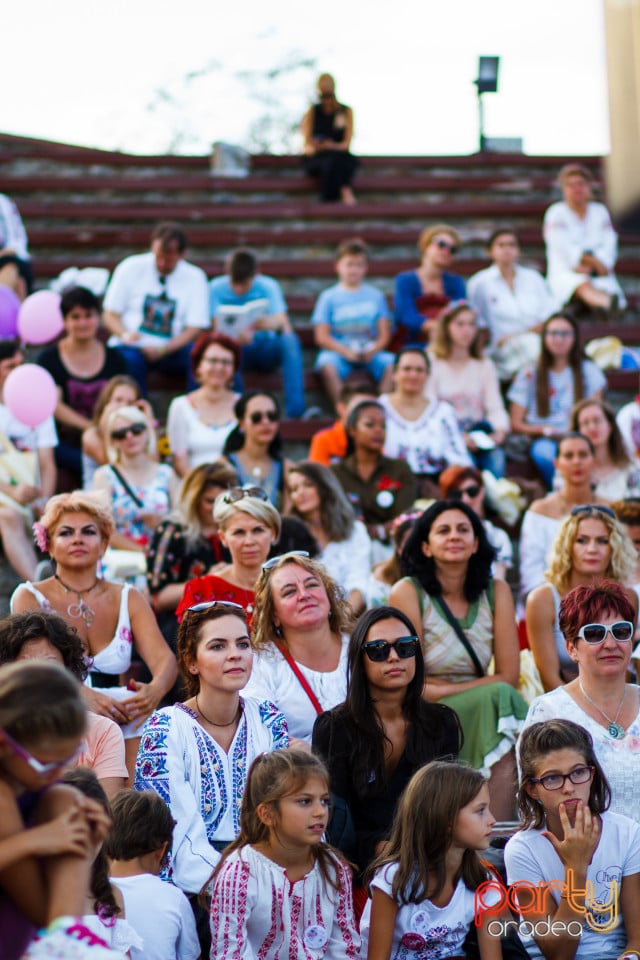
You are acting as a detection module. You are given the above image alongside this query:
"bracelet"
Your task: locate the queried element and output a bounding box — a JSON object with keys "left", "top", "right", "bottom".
{"left": 620, "top": 951, "right": 640, "bottom": 959}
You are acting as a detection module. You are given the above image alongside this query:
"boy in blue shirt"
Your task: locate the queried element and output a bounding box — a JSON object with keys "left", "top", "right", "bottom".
{"left": 312, "top": 238, "right": 394, "bottom": 407}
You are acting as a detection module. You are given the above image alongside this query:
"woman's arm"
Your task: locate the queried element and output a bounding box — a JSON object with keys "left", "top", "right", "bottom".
{"left": 301, "top": 106, "right": 316, "bottom": 154}
{"left": 388, "top": 578, "right": 424, "bottom": 642}
{"left": 491, "top": 578, "right": 520, "bottom": 688}
{"left": 510, "top": 402, "right": 553, "bottom": 438}
{"left": 365, "top": 888, "right": 398, "bottom": 960}
{"left": 119, "top": 589, "right": 178, "bottom": 726}
{"left": 82, "top": 426, "right": 106, "bottom": 467}
{"left": 393, "top": 272, "right": 426, "bottom": 335}
{"left": 526, "top": 585, "right": 564, "bottom": 691}
{"left": 37, "top": 446, "right": 56, "bottom": 500}
{"left": 619, "top": 872, "right": 640, "bottom": 960}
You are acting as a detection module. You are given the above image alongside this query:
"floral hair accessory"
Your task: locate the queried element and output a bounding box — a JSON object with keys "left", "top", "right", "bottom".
{"left": 32, "top": 521, "right": 49, "bottom": 552}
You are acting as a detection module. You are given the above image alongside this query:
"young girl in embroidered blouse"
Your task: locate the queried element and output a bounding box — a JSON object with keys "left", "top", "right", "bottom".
{"left": 210, "top": 749, "right": 360, "bottom": 959}
{"left": 361, "top": 761, "right": 502, "bottom": 960}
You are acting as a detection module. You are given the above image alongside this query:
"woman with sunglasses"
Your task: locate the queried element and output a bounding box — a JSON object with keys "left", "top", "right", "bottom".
{"left": 312, "top": 606, "right": 461, "bottom": 894}
{"left": 301, "top": 72, "right": 358, "bottom": 205}
{"left": 390, "top": 499, "right": 527, "bottom": 820}
{"left": 570, "top": 397, "right": 640, "bottom": 501}
{"left": 223, "top": 390, "right": 291, "bottom": 511}
{"left": 11, "top": 491, "right": 177, "bottom": 779}
{"left": 427, "top": 300, "right": 509, "bottom": 478}
{"left": 392, "top": 224, "right": 466, "bottom": 350}
{"left": 93, "top": 404, "right": 179, "bottom": 552}
{"left": 523, "top": 580, "right": 640, "bottom": 823}
{"left": 244, "top": 552, "right": 351, "bottom": 742}
{"left": 176, "top": 486, "right": 280, "bottom": 629}
{"left": 439, "top": 465, "right": 512, "bottom": 581}
{"left": 135, "top": 600, "right": 288, "bottom": 928}
{"left": 526, "top": 506, "right": 637, "bottom": 692}
{"left": 508, "top": 311, "right": 606, "bottom": 488}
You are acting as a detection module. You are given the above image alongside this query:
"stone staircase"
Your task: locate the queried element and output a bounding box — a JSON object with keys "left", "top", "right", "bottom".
{"left": 2, "top": 131, "right": 640, "bottom": 428}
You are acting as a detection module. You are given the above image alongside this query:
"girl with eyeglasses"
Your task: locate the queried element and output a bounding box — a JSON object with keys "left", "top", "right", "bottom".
{"left": 523, "top": 581, "right": 640, "bottom": 823}
{"left": 11, "top": 491, "right": 178, "bottom": 782}
{"left": 390, "top": 499, "right": 528, "bottom": 821}
{"left": 392, "top": 225, "right": 466, "bottom": 350}
{"left": 93, "top": 404, "right": 179, "bottom": 552}
{"left": 312, "top": 606, "right": 461, "bottom": 909}
{"left": 508, "top": 311, "right": 606, "bottom": 489}
{"left": 223, "top": 391, "right": 291, "bottom": 511}
{"left": 526, "top": 508, "right": 637, "bottom": 692}
{"left": 506, "top": 719, "right": 640, "bottom": 960}
{"left": 135, "top": 600, "right": 288, "bottom": 953}
{"left": 176, "top": 487, "right": 280, "bottom": 628}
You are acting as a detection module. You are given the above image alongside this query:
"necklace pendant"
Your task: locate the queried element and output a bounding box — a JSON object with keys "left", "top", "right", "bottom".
{"left": 608, "top": 721, "right": 625, "bottom": 739}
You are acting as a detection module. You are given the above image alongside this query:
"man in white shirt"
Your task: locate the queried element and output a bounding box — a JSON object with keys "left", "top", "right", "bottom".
{"left": 468, "top": 228, "right": 554, "bottom": 381}
{"left": 103, "top": 222, "right": 210, "bottom": 393}
{"left": 0, "top": 193, "right": 32, "bottom": 297}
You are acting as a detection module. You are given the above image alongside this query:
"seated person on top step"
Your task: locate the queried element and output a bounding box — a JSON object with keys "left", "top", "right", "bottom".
{"left": 312, "top": 238, "right": 394, "bottom": 409}
{"left": 209, "top": 248, "right": 306, "bottom": 419}
{"left": 103, "top": 221, "right": 210, "bottom": 396}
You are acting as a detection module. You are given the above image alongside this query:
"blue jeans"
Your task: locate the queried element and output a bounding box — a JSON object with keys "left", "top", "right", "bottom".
{"left": 240, "top": 331, "right": 305, "bottom": 418}
{"left": 530, "top": 437, "right": 558, "bottom": 489}
{"left": 116, "top": 344, "right": 197, "bottom": 396}
{"left": 472, "top": 446, "right": 506, "bottom": 479}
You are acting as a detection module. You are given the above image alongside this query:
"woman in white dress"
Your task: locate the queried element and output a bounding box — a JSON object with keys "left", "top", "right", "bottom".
{"left": 570, "top": 398, "right": 640, "bottom": 501}
{"left": 243, "top": 553, "right": 351, "bottom": 742}
{"left": 286, "top": 460, "right": 371, "bottom": 614}
{"left": 166, "top": 332, "right": 240, "bottom": 478}
{"left": 543, "top": 162, "right": 626, "bottom": 312}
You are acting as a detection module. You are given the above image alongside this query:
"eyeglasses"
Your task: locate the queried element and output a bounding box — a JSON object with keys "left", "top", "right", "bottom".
{"left": 202, "top": 355, "right": 234, "bottom": 367}
{"left": 249, "top": 410, "right": 279, "bottom": 424}
{"left": 451, "top": 484, "right": 482, "bottom": 500}
{"left": 570, "top": 504, "right": 615, "bottom": 519}
{"left": 320, "top": 92, "right": 335, "bottom": 100}
{"left": 545, "top": 329, "right": 574, "bottom": 338}
{"left": 362, "top": 636, "right": 419, "bottom": 662}
{"left": 183, "top": 600, "right": 245, "bottom": 618}
{"left": 110, "top": 423, "right": 147, "bottom": 441}
{"left": 576, "top": 621, "right": 634, "bottom": 644}
{"left": 221, "top": 486, "right": 269, "bottom": 504}
{"left": 262, "top": 550, "right": 310, "bottom": 571}
{"left": 529, "top": 765, "right": 594, "bottom": 792}
{"left": 1, "top": 729, "right": 86, "bottom": 776}
{"left": 434, "top": 239, "right": 459, "bottom": 255}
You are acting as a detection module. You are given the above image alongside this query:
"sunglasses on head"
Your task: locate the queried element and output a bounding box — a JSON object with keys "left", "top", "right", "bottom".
{"left": 451, "top": 484, "right": 482, "bottom": 500}
{"left": 184, "top": 600, "right": 245, "bottom": 619}
{"left": 221, "top": 486, "right": 269, "bottom": 504}
{"left": 576, "top": 621, "right": 634, "bottom": 644}
{"left": 1, "top": 728, "right": 86, "bottom": 776}
{"left": 110, "top": 422, "right": 147, "bottom": 441}
{"left": 262, "top": 550, "right": 310, "bottom": 571}
{"left": 570, "top": 504, "right": 615, "bottom": 519}
{"left": 249, "top": 410, "right": 278, "bottom": 425}
{"left": 435, "top": 239, "right": 459, "bottom": 254}
{"left": 362, "top": 636, "right": 419, "bottom": 662}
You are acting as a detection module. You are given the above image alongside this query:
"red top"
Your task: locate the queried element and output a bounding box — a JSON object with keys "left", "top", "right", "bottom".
{"left": 176, "top": 574, "right": 256, "bottom": 626}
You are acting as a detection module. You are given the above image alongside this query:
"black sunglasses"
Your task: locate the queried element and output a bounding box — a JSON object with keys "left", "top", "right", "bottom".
{"left": 221, "top": 486, "right": 269, "bottom": 504}
{"left": 435, "top": 239, "right": 459, "bottom": 254}
{"left": 570, "top": 504, "right": 615, "bottom": 519}
{"left": 362, "top": 636, "right": 419, "bottom": 662}
{"left": 110, "top": 422, "right": 147, "bottom": 441}
{"left": 451, "top": 484, "right": 482, "bottom": 500}
{"left": 249, "top": 410, "right": 278, "bottom": 424}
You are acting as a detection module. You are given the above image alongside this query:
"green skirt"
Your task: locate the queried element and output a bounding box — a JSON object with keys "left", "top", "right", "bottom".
{"left": 442, "top": 681, "right": 528, "bottom": 776}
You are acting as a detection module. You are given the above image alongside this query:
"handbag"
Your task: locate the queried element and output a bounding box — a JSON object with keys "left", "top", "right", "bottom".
{"left": 434, "top": 595, "right": 485, "bottom": 679}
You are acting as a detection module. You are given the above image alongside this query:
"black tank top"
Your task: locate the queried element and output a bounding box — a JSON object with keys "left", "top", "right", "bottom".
{"left": 312, "top": 103, "right": 348, "bottom": 143}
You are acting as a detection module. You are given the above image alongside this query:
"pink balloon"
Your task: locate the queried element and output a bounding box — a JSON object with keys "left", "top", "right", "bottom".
{"left": 0, "top": 287, "right": 20, "bottom": 338}
{"left": 17, "top": 291, "right": 64, "bottom": 345}
{"left": 3, "top": 364, "right": 58, "bottom": 428}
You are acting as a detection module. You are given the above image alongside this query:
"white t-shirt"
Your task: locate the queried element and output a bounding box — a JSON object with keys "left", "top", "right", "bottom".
{"left": 0, "top": 404, "right": 57, "bottom": 449}
{"left": 318, "top": 521, "right": 372, "bottom": 598}
{"left": 104, "top": 252, "right": 209, "bottom": 348}
{"left": 361, "top": 861, "right": 498, "bottom": 960}
{"left": 0, "top": 194, "right": 29, "bottom": 259}
{"left": 166, "top": 393, "right": 237, "bottom": 467}
{"left": 505, "top": 811, "right": 640, "bottom": 960}
{"left": 111, "top": 874, "right": 199, "bottom": 960}
{"left": 467, "top": 263, "right": 553, "bottom": 347}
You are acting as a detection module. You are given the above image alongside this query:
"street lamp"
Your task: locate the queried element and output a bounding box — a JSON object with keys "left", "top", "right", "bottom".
{"left": 474, "top": 56, "right": 500, "bottom": 152}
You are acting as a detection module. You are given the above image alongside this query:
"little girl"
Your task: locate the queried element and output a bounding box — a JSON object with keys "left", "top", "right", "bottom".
{"left": 61, "top": 769, "right": 143, "bottom": 957}
{"left": 209, "top": 749, "right": 360, "bottom": 959}
{"left": 506, "top": 719, "right": 640, "bottom": 960}
{"left": 0, "top": 660, "right": 117, "bottom": 959}
{"left": 361, "top": 760, "right": 502, "bottom": 960}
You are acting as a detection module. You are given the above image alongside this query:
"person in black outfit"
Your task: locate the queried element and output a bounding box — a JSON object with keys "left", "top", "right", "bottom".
{"left": 301, "top": 73, "right": 358, "bottom": 204}
{"left": 312, "top": 605, "right": 461, "bottom": 910}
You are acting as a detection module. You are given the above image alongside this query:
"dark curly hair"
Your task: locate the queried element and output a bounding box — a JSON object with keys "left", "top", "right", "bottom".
{"left": 0, "top": 611, "right": 88, "bottom": 680}
{"left": 400, "top": 500, "right": 496, "bottom": 602}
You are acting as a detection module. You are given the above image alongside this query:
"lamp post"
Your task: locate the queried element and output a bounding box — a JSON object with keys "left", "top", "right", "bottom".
{"left": 474, "top": 56, "right": 500, "bottom": 152}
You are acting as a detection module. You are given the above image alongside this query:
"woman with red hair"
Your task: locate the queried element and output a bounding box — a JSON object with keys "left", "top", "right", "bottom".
{"left": 523, "top": 579, "right": 640, "bottom": 822}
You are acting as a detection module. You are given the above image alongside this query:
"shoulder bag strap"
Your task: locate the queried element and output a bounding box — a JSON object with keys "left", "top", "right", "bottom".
{"left": 110, "top": 464, "right": 144, "bottom": 509}
{"left": 275, "top": 641, "right": 323, "bottom": 715}
{"left": 434, "top": 595, "right": 485, "bottom": 678}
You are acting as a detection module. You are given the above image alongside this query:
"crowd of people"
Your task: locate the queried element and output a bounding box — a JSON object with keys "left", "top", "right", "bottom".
{"left": 2, "top": 126, "right": 640, "bottom": 959}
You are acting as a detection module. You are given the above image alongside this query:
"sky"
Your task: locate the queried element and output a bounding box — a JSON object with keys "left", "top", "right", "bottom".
{"left": 3, "top": 0, "right": 611, "bottom": 157}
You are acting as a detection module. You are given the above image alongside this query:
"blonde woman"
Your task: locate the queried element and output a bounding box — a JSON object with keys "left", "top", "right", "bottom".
{"left": 526, "top": 505, "right": 637, "bottom": 691}
{"left": 93, "top": 405, "right": 178, "bottom": 551}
